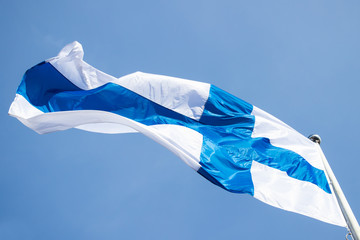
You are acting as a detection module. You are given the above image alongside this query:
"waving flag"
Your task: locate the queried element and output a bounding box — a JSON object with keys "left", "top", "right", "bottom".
{"left": 9, "top": 42, "right": 346, "bottom": 227}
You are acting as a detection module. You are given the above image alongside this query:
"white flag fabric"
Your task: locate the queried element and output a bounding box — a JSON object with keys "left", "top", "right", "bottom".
{"left": 9, "top": 41, "right": 346, "bottom": 227}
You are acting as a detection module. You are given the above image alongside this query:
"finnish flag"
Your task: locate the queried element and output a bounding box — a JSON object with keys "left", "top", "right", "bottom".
{"left": 9, "top": 42, "right": 346, "bottom": 227}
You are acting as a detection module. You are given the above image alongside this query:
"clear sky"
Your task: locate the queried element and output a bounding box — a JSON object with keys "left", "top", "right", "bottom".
{"left": 1, "top": 1, "right": 359, "bottom": 239}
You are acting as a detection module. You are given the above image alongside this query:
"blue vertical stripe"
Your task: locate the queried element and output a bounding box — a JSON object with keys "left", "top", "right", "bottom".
{"left": 198, "top": 86, "right": 331, "bottom": 194}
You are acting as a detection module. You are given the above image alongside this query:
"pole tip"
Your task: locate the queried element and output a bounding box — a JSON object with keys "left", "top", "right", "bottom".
{"left": 308, "top": 134, "right": 321, "bottom": 144}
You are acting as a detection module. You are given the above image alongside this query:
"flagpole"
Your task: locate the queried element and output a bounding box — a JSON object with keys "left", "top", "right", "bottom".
{"left": 309, "top": 135, "right": 360, "bottom": 240}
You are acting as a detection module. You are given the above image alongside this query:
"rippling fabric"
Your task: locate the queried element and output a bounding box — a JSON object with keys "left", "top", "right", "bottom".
{"left": 15, "top": 60, "right": 330, "bottom": 195}
{"left": 9, "top": 41, "right": 346, "bottom": 227}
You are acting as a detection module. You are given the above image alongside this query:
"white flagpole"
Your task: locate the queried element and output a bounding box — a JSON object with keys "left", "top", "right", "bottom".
{"left": 309, "top": 135, "right": 360, "bottom": 240}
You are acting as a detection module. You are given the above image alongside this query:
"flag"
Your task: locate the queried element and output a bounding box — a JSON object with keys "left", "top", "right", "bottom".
{"left": 9, "top": 42, "right": 346, "bottom": 227}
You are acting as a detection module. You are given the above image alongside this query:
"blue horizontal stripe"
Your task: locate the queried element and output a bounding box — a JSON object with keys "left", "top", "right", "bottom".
{"left": 17, "top": 61, "right": 331, "bottom": 195}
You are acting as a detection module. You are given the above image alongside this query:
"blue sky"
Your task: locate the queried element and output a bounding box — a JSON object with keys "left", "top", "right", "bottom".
{"left": 1, "top": 1, "right": 359, "bottom": 239}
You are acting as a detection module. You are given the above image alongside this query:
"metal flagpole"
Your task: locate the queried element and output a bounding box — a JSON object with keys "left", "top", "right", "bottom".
{"left": 309, "top": 134, "right": 360, "bottom": 240}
